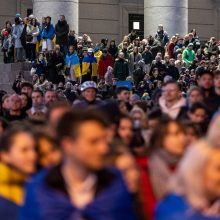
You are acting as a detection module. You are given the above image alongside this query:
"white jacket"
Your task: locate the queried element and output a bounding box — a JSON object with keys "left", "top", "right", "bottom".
{"left": 159, "top": 96, "right": 186, "bottom": 119}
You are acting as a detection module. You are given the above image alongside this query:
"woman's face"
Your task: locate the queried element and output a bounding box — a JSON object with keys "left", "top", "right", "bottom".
{"left": 153, "top": 69, "right": 159, "bottom": 78}
{"left": 32, "top": 19, "right": 36, "bottom": 25}
{"left": 3, "top": 132, "right": 37, "bottom": 175}
{"left": 2, "top": 97, "right": 10, "bottom": 110}
{"left": 118, "top": 118, "right": 133, "bottom": 146}
{"left": 6, "top": 23, "right": 11, "bottom": 29}
{"left": 20, "top": 94, "right": 28, "bottom": 108}
{"left": 38, "top": 137, "right": 61, "bottom": 168}
{"left": 119, "top": 102, "right": 128, "bottom": 113}
{"left": 204, "top": 150, "right": 220, "bottom": 200}
{"left": 163, "top": 122, "right": 186, "bottom": 156}
{"left": 185, "top": 127, "right": 199, "bottom": 146}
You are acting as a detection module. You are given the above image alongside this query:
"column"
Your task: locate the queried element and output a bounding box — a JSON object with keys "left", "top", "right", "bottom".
{"left": 33, "top": 0, "right": 79, "bottom": 33}
{"left": 144, "top": 0, "right": 188, "bottom": 37}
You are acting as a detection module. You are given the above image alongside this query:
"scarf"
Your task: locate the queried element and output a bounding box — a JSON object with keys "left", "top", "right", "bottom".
{"left": 0, "top": 163, "right": 27, "bottom": 205}
{"left": 148, "top": 149, "right": 181, "bottom": 200}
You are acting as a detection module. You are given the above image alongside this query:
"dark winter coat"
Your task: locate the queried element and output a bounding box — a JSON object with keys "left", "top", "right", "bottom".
{"left": 55, "top": 20, "right": 69, "bottom": 46}
{"left": 48, "top": 52, "right": 65, "bottom": 84}
{"left": 114, "top": 58, "right": 129, "bottom": 81}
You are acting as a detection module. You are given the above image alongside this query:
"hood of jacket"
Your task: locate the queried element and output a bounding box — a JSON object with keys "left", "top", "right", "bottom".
{"left": 159, "top": 96, "right": 186, "bottom": 119}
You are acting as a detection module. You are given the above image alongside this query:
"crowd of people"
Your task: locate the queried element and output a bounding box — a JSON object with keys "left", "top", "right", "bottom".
{"left": 1, "top": 13, "right": 220, "bottom": 220}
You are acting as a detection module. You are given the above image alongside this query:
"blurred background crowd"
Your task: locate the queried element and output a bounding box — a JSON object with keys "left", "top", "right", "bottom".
{"left": 0, "top": 13, "right": 220, "bottom": 220}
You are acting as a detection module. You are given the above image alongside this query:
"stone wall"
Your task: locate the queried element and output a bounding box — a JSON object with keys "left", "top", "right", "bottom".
{"left": 0, "top": 62, "right": 32, "bottom": 93}
{"left": 0, "top": 0, "right": 32, "bottom": 29}
{"left": 188, "top": 0, "right": 216, "bottom": 40}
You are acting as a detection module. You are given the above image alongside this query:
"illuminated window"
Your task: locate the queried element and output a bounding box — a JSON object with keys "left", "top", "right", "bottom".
{"left": 133, "top": 22, "right": 140, "bottom": 30}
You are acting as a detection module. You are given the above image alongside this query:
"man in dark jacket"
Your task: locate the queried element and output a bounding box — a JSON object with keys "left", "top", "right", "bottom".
{"left": 19, "top": 110, "right": 138, "bottom": 220}
{"left": 114, "top": 52, "right": 129, "bottom": 81}
{"left": 55, "top": 15, "right": 69, "bottom": 54}
{"left": 166, "top": 58, "right": 180, "bottom": 81}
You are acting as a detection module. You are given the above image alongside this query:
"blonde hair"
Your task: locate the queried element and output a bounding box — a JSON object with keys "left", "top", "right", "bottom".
{"left": 169, "top": 139, "right": 219, "bottom": 210}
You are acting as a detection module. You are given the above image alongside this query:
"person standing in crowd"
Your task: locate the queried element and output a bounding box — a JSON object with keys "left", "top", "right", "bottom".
{"left": 129, "top": 46, "right": 142, "bottom": 75}
{"left": 108, "top": 39, "right": 118, "bottom": 59}
{"left": 116, "top": 86, "right": 132, "bottom": 111}
{"left": 0, "top": 123, "right": 37, "bottom": 220}
{"left": 48, "top": 45, "right": 65, "bottom": 87}
{"left": 27, "top": 89, "right": 47, "bottom": 119}
{"left": 166, "top": 58, "right": 180, "bottom": 81}
{"left": 98, "top": 47, "right": 114, "bottom": 80}
{"left": 68, "top": 30, "right": 77, "bottom": 50}
{"left": 1, "top": 30, "right": 13, "bottom": 63}
{"left": 114, "top": 52, "right": 129, "bottom": 81}
{"left": 167, "top": 36, "right": 177, "bottom": 59}
{"left": 26, "top": 17, "right": 39, "bottom": 62}
{"left": 32, "top": 52, "right": 47, "bottom": 76}
{"left": 158, "top": 80, "right": 186, "bottom": 119}
{"left": 207, "top": 37, "right": 219, "bottom": 59}
{"left": 13, "top": 17, "right": 24, "bottom": 62}
{"left": 155, "top": 24, "right": 169, "bottom": 48}
{"left": 41, "top": 16, "right": 55, "bottom": 52}
{"left": 5, "top": 94, "right": 27, "bottom": 122}
{"left": 65, "top": 45, "right": 81, "bottom": 83}
{"left": 73, "top": 81, "right": 101, "bottom": 108}
{"left": 142, "top": 118, "right": 186, "bottom": 220}
{"left": 82, "top": 48, "right": 98, "bottom": 83}
{"left": 142, "top": 45, "right": 153, "bottom": 74}
{"left": 182, "top": 43, "right": 196, "bottom": 67}
{"left": 55, "top": 15, "right": 69, "bottom": 54}
{"left": 44, "top": 89, "right": 57, "bottom": 107}
{"left": 203, "top": 70, "right": 220, "bottom": 115}
{"left": 19, "top": 110, "right": 138, "bottom": 220}
{"left": 156, "top": 138, "right": 220, "bottom": 220}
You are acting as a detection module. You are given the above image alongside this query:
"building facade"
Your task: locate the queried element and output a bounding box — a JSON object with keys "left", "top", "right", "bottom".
{"left": 1, "top": 0, "right": 220, "bottom": 43}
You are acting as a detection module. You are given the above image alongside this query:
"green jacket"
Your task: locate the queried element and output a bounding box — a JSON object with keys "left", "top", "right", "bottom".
{"left": 114, "top": 58, "right": 129, "bottom": 81}
{"left": 182, "top": 48, "right": 195, "bottom": 66}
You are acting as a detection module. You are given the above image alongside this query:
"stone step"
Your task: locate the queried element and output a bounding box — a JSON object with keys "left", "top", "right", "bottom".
{"left": 0, "top": 62, "right": 32, "bottom": 93}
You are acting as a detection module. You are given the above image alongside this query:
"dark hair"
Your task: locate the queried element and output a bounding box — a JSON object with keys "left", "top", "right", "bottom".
{"left": 148, "top": 108, "right": 163, "bottom": 120}
{"left": 14, "top": 17, "right": 20, "bottom": 25}
{"left": 0, "top": 122, "right": 34, "bottom": 152}
{"left": 149, "top": 118, "right": 185, "bottom": 153}
{"left": 188, "top": 102, "right": 208, "bottom": 114}
{"left": 164, "top": 79, "right": 182, "bottom": 91}
{"left": 0, "top": 117, "right": 9, "bottom": 131}
{"left": 116, "top": 86, "right": 129, "bottom": 95}
{"left": 46, "top": 100, "right": 70, "bottom": 119}
{"left": 198, "top": 70, "right": 214, "bottom": 78}
{"left": 5, "top": 21, "right": 12, "bottom": 27}
{"left": 182, "top": 120, "right": 202, "bottom": 138}
{"left": 214, "top": 69, "right": 220, "bottom": 78}
{"left": 32, "top": 89, "right": 44, "bottom": 97}
{"left": 56, "top": 109, "right": 108, "bottom": 144}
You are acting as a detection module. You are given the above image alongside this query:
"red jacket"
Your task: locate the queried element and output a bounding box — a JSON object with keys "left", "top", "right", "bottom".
{"left": 136, "top": 156, "right": 157, "bottom": 220}
{"left": 98, "top": 54, "right": 114, "bottom": 77}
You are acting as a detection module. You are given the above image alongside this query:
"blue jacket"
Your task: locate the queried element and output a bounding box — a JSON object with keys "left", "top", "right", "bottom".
{"left": 156, "top": 193, "right": 220, "bottom": 220}
{"left": 41, "top": 24, "right": 55, "bottom": 40}
{"left": 19, "top": 166, "right": 137, "bottom": 220}
{"left": 0, "top": 196, "right": 19, "bottom": 220}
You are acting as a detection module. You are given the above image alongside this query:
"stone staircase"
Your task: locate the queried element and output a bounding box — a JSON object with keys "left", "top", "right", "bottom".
{"left": 0, "top": 62, "right": 32, "bottom": 93}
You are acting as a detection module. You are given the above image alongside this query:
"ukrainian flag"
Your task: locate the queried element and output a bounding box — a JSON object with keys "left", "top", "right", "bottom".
{"left": 65, "top": 53, "right": 81, "bottom": 78}
{"left": 82, "top": 55, "right": 98, "bottom": 77}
